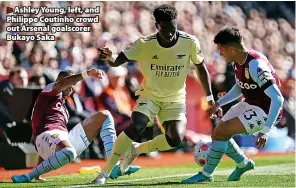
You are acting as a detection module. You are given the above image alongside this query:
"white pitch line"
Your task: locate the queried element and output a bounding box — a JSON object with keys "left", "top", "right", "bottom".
{"left": 66, "top": 163, "right": 295, "bottom": 188}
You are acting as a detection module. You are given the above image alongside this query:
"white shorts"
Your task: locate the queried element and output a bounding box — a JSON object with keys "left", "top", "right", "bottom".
{"left": 221, "top": 101, "right": 268, "bottom": 135}
{"left": 35, "top": 123, "right": 90, "bottom": 160}
{"left": 133, "top": 95, "right": 187, "bottom": 126}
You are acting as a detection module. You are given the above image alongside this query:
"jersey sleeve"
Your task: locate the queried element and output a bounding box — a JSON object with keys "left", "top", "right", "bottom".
{"left": 122, "top": 38, "right": 142, "bottom": 61}
{"left": 249, "top": 59, "right": 276, "bottom": 90}
{"left": 190, "top": 37, "right": 204, "bottom": 65}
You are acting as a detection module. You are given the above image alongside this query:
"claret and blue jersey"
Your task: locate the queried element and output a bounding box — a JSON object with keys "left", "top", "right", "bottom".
{"left": 233, "top": 49, "right": 284, "bottom": 122}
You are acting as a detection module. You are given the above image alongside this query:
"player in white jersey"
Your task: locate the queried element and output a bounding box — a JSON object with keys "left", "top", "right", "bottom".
{"left": 92, "top": 4, "right": 221, "bottom": 184}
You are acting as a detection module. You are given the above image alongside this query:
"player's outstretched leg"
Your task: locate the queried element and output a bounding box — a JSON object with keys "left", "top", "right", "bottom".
{"left": 12, "top": 140, "right": 76, "bottom": 183}
{"left": 74, "top": 110, "right": 140, "bottom": 184}
{"left": 226, "top": 138, "right": 255, "bottom": 181}
{"left": 92, "top": 132, "right": 133, "bottom": 184}
{"left": 121, "top": 120, "right": 186, "bottom": 174}
{"left": 119, "top": 142, "right": 141, "bottom": 174}
{"left": 93, "top": 112, "right": 149, "bottom": 184}
{"left": 98, "top": 111, "right": 140, "bottom": 180}
{"left": 120, "top": 134, "right": 172, "bottom": 173}
{"left": 182, "top": 117, "right": 247, "bottom": 184}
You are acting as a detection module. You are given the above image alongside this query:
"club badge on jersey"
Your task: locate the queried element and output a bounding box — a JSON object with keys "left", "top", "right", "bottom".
{"left": 245, "top": 68, "right": 249, "bottom": 79}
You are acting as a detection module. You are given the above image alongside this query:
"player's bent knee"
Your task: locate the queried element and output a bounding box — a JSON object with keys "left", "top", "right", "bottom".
{"left": 124, "top": 123, "right": 146, "bottom": 141}
{"left": 211, "top": 123, "right": 232, "bottom": 141}
{"left": 165, "top": 134, "right": 183, "bottom": 147}
{"left": 96, "top": 110, "right": 111, "bottom": 121}
{"left": 124, "top": 112, "right": 149, "bottom": 141}
{"left": 90, "top": 110, "right": 113, "bottom": 127}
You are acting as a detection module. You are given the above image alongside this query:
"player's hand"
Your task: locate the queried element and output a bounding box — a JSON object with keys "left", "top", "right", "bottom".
{"left": 35, "top": 176, "right": 46, "bottom": 182}
{"left": 206, "top": 101, "right": 219, "bottom": 119}
{"left": 87, "top": 69, "right": 104, "bottom": 79}
{"left": 207, "top": 101, "right": 217, "bottom": 119}
{"left": 216, "top": 106, "right": 223, "bottom": 117}
{"left": 98, "top": 46, "right": 112, "bottom": 62}
{"left": 206, "top": 102, "right": 222, "bottom": 119}
{"left": 255, "top": 132, "right": 268, "bottom": 149}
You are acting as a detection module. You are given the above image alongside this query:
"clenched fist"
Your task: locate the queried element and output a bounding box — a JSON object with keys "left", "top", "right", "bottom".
{"left": 87, "top": 69, "right": 104, "bottom": 79}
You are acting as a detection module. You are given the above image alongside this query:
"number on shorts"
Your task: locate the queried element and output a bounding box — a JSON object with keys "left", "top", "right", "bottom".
{"left": 243, "top": 109, "right": 257, "bottom": 120}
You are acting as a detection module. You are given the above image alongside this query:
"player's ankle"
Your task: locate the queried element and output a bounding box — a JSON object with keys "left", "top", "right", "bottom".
{"left": 201, "top": 170, "right": 212, "bottom": 177}
{"left": 100, "top": 172, "right": 109, "bottom": 178}
{"left": 237, "top": 159, "right": 248, "bottom": 168}
{"left": 25, "top": 174, "right": 32, "bottom": 181}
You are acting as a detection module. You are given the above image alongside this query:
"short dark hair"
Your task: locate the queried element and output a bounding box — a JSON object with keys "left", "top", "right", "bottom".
{"left": 56, "top": 70, "right": 74, "bottom": 82}
{"left": 153, "top": 4, "right": 177, "bottom": 23}
{"left": 214, "top": 27, "right": 242, "bottom": 46}
{"left": 9, "top": 67, "right": 25, "bottom": 80}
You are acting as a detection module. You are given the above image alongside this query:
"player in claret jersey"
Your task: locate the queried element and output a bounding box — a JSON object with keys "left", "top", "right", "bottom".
{"left": 12, "top": 69, "right": 139, "bottom": 183}
{"left": 182, "top": 27, "right": 284, "bottom": 184}
{"left": 93, "top": 4, "right": 219, "bottom": 185}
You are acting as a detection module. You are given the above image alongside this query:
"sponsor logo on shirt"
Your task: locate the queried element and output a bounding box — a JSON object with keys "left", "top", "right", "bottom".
{"left": 236, "top": 79, "right": 257, "bottom": 89}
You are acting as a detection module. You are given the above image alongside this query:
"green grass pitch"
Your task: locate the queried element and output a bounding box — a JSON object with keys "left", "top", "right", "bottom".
{"left": 1, "top": 154, "right": 295, "bottom": 188}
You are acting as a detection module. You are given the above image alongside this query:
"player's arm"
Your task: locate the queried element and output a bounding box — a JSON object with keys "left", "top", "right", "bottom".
{"left": 206, "top": 83, "right": 242, "bottom": 117}
{"left": 99, "top": 38, "right": 142, "bottom": 67}
{"left": 216, "top": 83, "right": 243, "bottom": 107}
{"left": 52, "top": 69, "right": 104, "bottom": 93}
{"left": 195, "top": 62, "right": 214, "bottom": 103}
{"left": 249, "top": 60, "right": 284, "bottom": 135}
{"left": 190, "top": 37, "right": 214, "bottom": 104}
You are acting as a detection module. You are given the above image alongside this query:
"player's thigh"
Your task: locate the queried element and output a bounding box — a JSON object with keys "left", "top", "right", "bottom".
{"left": 237, "top": 104, "right": 267, "bottom": 135}
{"left": 68, "top": 122, "right": 91, "bottom": 157}
{"left": 158, "top": 101, "right": 187, "bottom": 125}
{"left": 212, "top": 118, "right": 247, "bottom": 140}
{"left": 221, "top": 101, "right": 248, "bottom": 122}
{"left": 35, "top": 129, "right": 70, "bottom": 160}
{"left": 133, "top": 95, "right": 160, "bottom": 126}
{"left": 213, "top": 102, "right": 268, "bottom": 140}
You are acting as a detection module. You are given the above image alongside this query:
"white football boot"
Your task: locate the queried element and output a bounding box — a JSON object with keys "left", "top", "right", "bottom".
{"left": 92, "top": 172, "right": 108, "bottom": 185}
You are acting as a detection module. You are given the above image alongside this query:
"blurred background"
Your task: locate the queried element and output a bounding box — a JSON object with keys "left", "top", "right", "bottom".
{"left": 0, "top": 1, "right": 295, "bottom": 169}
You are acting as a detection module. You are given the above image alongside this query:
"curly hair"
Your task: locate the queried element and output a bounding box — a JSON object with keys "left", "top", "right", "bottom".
{"left": 214, "top": 27, "right": 242, "bottom": 46}
{"left": 153, "top": 4, "right": 178, "bottom": 23}
{"left": 56, "top": 70, "right": 74, "bottom": 81}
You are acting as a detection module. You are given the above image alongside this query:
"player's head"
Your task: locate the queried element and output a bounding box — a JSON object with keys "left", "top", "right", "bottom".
{"left": 56, "top": 70, "right": 74, "bottom": 97}
{"left": 9, "top": 67, "right": 28, "bottom": 87}
{"left": 153, "top": 4, "right": 178, "bottom": 43}
{"left": 214, "top": 27, "right": 243, "bottom": 64}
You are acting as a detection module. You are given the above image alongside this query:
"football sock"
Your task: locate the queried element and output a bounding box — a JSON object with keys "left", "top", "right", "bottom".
{"left": 225, "top": 138, "right": 248, "bottom": 168}
{"left": 102, "top": 132, "right": 132, "bottom": 175}
{"left": 28, "top": 147, "right": 77, "bottom": 179}
{"left": 100, "top": 112, "right": 117, "bottom": 158}
{"left": 202, "top": 140, "right": 228, "bottom": 177}
{"left": 135, "top": 134, "right": 173, "bottom": 154}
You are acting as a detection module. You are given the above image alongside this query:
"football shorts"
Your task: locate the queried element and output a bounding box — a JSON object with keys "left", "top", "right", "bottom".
{"left": 133, "top": 95, "right": 187, "bottom": 126}
{"left": 222, "top": 101, "right": 268, "bottom": 135}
